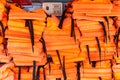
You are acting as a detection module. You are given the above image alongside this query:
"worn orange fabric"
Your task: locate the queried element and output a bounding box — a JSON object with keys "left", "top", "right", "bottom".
{"left": 0, "top": 63, "right": 14, "bottom": 80}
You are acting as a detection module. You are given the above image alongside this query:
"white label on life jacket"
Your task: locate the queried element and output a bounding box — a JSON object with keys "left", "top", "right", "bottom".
{"left": 43, "top": 2, "right": 62, "bottom": 16}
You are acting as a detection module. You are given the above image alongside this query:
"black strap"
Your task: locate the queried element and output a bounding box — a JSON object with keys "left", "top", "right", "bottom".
{"left": 4, "top": 26, "right": 8, "bottom": 36}
{"left": 0, "top": 62, "right": 6, "bottom": 64}
{"left": 5, "top": 4, "right": 11, "bottom": 21}
{"left": 40, "top": 37, "right": 47, "bottom": 55}
{"left": 48, "top": 62, "right": 51, "bottom": 75}
{"left": 43, "top": 67, "right": 46, "bottom": 80}
{"left": 27, "top": 66, "right": 30, "bottom": 72}
{"left": 91, "top": 61, "right": 96, "bottom": 68}
{"left": 76, "top": 62, "right": 80, "bottom": 80}
{"left": 63, "top": 56, "right": 67, "bottom": 80}
{"left": 18, "top": 66, "right": 21, "bottom": 80}
{"left": 0, "top": 21, "right": 4, "bottom": 36}
{"left": 36, "top": 66, "right": 40, "bottom": 80}
{"left": 111, "top": 0, "right": 113, "bottom": 3}
{"left": 47, "top": 54, "right": 53, "bottom": 74}
{"left": 71, "top": 17, "right": 74, "bottom": 37}
{"left": 36, "top": 66, "right": 45, "bottom": 80}
{"left": 99, "top": 22, "right": 107, "bottom": 43}
{"left": 33, "top": 61, "right": 36, "bottom": 80}
{"left": 56, "top": 78, "right": 61, "bottom": 80}
{"left": 77, "top": 26, "right": 82, "bottom": 36}
{"left": 116, "top": 27, "right": 120, "bottom": 57}
{"left": 3, "top": 38, "right": 8, "bottom": 54}
{"left": 113, "top": 17, "right": 117, "bottom": 29}
{"left": 56, "top": 50, "right": 63, "bottom": 69}
{"left": 104, "top": 17, "right": 110, "bottom": 41}
{"left": 71, "top": 17, "right": 76, "bottom": 42}
{"left": 3, "top": 26, "right": 8, "bottom": 53}
{"left": 75, "top": 19, "right": 82, "bottom": 37}
{"left": 86, "top": 45, "right": 91, "bottom": 64}
{"left": 58, "top": 9, "right": 67, "bottom": 29}
{"left": 99, "top": 77, "right": 102, "bottom": 80}
{"left": 110, "top": 59, "right": 113, "bottom": 68}
{"left": 95, "top": 37, "right": 101, "bottom": 65}
{"left": 56, "top": 50, "right": 67, "bottom": 80}
{"left": 110, "top": 59, "right": 114, "bottom": 79}
{"left": 36, "top": 66, "right": 44, "bottom": 80}
{"left": 25, "top": 20, "right": 34, "bottom": 52}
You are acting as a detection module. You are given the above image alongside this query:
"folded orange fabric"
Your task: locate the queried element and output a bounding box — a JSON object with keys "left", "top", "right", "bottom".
{"left": 72, "top": 0, "right": 112, "bottom": 10}
{"left": 0, "top": 54, "right": 12, "bottom": 63}
{"left": 52, "top": 52, "right": 86, "bottom": 64}
{"left": 73, "top": 13, "right": 105, "bottom": 21}
{"left": 81, "top": 43, "right": 115, "bottom": 52}
{"left": 47, "top": 48, "right": 80, "bottom": 56}
{"left": 112, "top": 64, "right": 120, "bottom": 80}
{"left": 87, "top": 5, "right": 120, "bottom": 16}
{"left": 0, "top": 63, "right": 14, "bottom": 80}
{"left": 8, "top": 4, "right": 46, "bottom": 20}
{"left": 10, "top": 53, "right": 46, "bottom": 66}
{"left": 5, "top": 30, "right": 41, "bottom": 40}
{"left": 9, "top": 11, "right": 46, "bottom": 20}
{"left": 73, "top": 8, "right": 111, "bottom": 14}
{"left": 81, "top": 60, "right": 112, "bottom": 79}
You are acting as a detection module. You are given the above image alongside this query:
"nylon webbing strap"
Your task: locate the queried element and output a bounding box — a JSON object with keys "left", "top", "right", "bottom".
{"left": 47, "top": 54, "right": 53, "bottom": 74}
{"left": 0, "top": 21, "right": 4, "bottom": 36}
{"left": 71, "top": 17, "right": 74, "bottom": 37}
{"left": 104, "top": 16, "right": 110, "bottom": 41}
{"left": 43, "top": 67, "right": 46, "bottom": 80}
{"left": 27, "top": 66, "right": 30, "bottom": 72}
{"left": 56, "top": 50, "right": 67, "bottom": 80}
{"left": 40, "top": 37, "right": 47, "bottom": 55}
{"left": 36, "top": 66, "right": 41, "bottom": 80}
{"left": 18, "top": 66, "right": 21, "bottom": 80}
{"left": 116, "top": 27, "right": 120, "bottom": 57}
{"left": 5, "top": 4, "right": 11, "bottom": 21}
{"left": 56, "top": 78, "right": 61, "bottom": 80}
{"left": 99, "top": 77, "right": 102, "bottom": 80}
{"left": 110, "top": 59, "right": 114, "bottom": 79}
{"left": 25, "top": 20, "right": 34, "bottom": 52}
{"left": 58, "top": 9, "right": 67, "bottom": 29}
{"left": 0, "top": 22, "right": 6, "bottom": 54}
{"left": 99, "top": 22, "right": 107, "bottom": 43}
{"left": 33, "top": 61, "right": 36, "bottom": 80}
{"left": 36, "top": 66, "right": 46, "bottom": 80}
{"left": 3, "top": 38, "right": 8, "bottom": 56}
{"left": 77, "top": 27, "right": 82, "bottom": 36}
{"left": 48, "top": 62, "right": 51, "bottom": 74}
{"left": 96, "top": 37, "right": 101, "bottom": 63}
{"left": 76, "top": 62, "right": 80, "bottom": 80}
{"left": 63, "top": 56, "right": 67, "bottom": 80}
{"left": 92, "top": 61, "right": 96, "bottom": 68}
{"left": 86, "top": 45, "right": 91, "bottom": 64}
{"left": 71, "top": 17, "right": 76, "bottom": 42}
